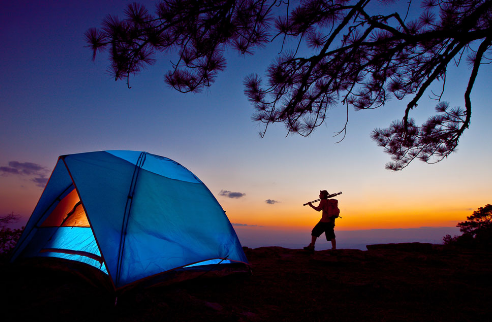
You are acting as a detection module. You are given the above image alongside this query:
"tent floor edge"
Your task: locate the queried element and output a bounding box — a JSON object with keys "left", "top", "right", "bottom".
{"left": 116, "top": 262, "right": 251, "bottom": 293}
{"left": 14, "top": 257, "right": 114, "bottom": 292}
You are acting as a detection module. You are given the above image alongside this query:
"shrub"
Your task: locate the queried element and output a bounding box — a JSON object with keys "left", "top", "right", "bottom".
{"left": 0, "top": 213, "right": 24, "bottom": 261}
{"left": 444, "top": 204, "right": 492, "bottom": 249}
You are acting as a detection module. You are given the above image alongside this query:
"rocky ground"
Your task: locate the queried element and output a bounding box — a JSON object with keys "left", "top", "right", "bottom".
{"left": 1, "top": 243, "right": 492, "bottom": 321}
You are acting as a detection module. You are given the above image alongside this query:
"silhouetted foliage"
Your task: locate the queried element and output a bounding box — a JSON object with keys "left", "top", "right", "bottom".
{"left": 443, "top": 204, "right": 492, "bottom": 249}
{"left": 0, "top": 213, "right": 24, "bottom": 261}
{"left": 87, "top": 0, "right": 492, "bottom": 170}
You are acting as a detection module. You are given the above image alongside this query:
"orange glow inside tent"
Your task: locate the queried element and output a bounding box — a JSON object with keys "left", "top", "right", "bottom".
{"left": 40, "top": 189, "right": 89, "bottom": 227}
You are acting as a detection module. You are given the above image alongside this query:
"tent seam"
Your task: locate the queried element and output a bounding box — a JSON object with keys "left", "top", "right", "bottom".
{"left": 61, "top": 156, "right": 114, "bottom": 289}
{"left": 115, "top": 151, "right": 146, "bottom": 287}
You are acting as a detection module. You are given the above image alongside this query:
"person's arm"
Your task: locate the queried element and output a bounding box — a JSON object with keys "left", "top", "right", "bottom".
{"left": 309, "top": 200, "right": 325, "bottom": 211}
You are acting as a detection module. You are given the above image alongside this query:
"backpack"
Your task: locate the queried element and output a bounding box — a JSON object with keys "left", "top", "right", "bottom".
{"left": 328, "top": 199, "right": 340, "bottom": 218}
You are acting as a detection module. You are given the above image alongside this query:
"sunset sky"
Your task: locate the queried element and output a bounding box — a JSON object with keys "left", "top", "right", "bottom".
{"left": 1, "top": 1, "right": 491, "bottom": 245}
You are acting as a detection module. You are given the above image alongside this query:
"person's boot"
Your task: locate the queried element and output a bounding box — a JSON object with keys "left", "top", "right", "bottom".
{"left": 303, "top": 244, "right": 315, "bottom": 252}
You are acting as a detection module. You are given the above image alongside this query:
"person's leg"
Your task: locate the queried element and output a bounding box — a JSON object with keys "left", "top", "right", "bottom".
{"left": 306, "top": 235, "right": 317, "bottom": 247}
{"left": 306, "top": 222, "right": 322, "bottom": 250}
{"left": 325, "top": 224, "right": 336, "bottom": 250}
{"left": 304, "top": 235, "right": 317, "bottom": 250}
{"left": 331, "top": 238, "right": 337, "bottom": 250}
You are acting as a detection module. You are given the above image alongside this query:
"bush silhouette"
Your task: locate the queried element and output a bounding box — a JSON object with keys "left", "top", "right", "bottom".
{"left": 444, "top": 204, "right": 492, "bottom": 249}
{"left": 0, "top": 213, "right": 24, "bottom": 262}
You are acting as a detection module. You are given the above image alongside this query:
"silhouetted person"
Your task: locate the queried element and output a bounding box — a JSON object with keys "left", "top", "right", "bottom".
{"left": 304, "top": 190, "right": 339, "bottom": 252}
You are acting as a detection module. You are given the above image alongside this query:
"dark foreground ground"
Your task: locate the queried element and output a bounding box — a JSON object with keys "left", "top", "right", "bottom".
{"left": 1, "top": 243, "right": 492, "bottom": 321}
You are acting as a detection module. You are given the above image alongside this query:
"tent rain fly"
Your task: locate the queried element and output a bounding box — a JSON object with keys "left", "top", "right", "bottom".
{"left": 11, "top": 151, "right": 249, "bottom": 290}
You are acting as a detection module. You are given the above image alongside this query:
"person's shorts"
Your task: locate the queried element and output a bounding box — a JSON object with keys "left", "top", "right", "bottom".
{"left": 311, "top": 221, "right": 336, "bottom": 240}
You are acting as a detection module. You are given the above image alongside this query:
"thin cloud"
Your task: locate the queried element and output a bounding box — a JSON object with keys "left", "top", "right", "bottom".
{"left": 232, "top": 223, "right": 259, "bottom": 227}
{"left": 265, "top": 199, "right": 279, "bottom": 205}
{"left": 32, "top": 176, "right": 49, "bottom": 188}
{"left": 0, "top": 161, "right": 48, "bottom": 188}
{"left": 0, "top": 167, "right": 20, "bottom": 174}
{"left": 220, "top": 190, "right": 246, "bottom": 199}
{"left": 8, "top": 161, "right": 45, "bottom": 175}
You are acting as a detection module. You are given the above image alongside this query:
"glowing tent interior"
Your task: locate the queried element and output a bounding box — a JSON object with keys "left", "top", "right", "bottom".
{"left": 11, "top": 151, "right": 249, "bottom": 290}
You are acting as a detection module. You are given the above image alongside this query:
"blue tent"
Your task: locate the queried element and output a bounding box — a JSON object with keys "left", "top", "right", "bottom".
{"left": 11, "top": 151, "right": 248, "bottom": 289}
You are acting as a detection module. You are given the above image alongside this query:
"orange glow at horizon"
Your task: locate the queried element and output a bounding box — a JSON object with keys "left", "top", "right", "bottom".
{"left": 222, "top": 196, "right": 477, "bottom": 231}
{"left": 1, "top": 177, "right": 485, "bottom": 233}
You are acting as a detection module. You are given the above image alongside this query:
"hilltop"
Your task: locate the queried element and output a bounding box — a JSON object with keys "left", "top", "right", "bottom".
{"left": 1, "top": 243, "right": 492, "bottom": 321}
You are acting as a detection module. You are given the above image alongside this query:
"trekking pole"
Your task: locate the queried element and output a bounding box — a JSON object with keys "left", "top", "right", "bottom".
{"left": 303, "top": 192, "right": 342, "bottom": 206}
